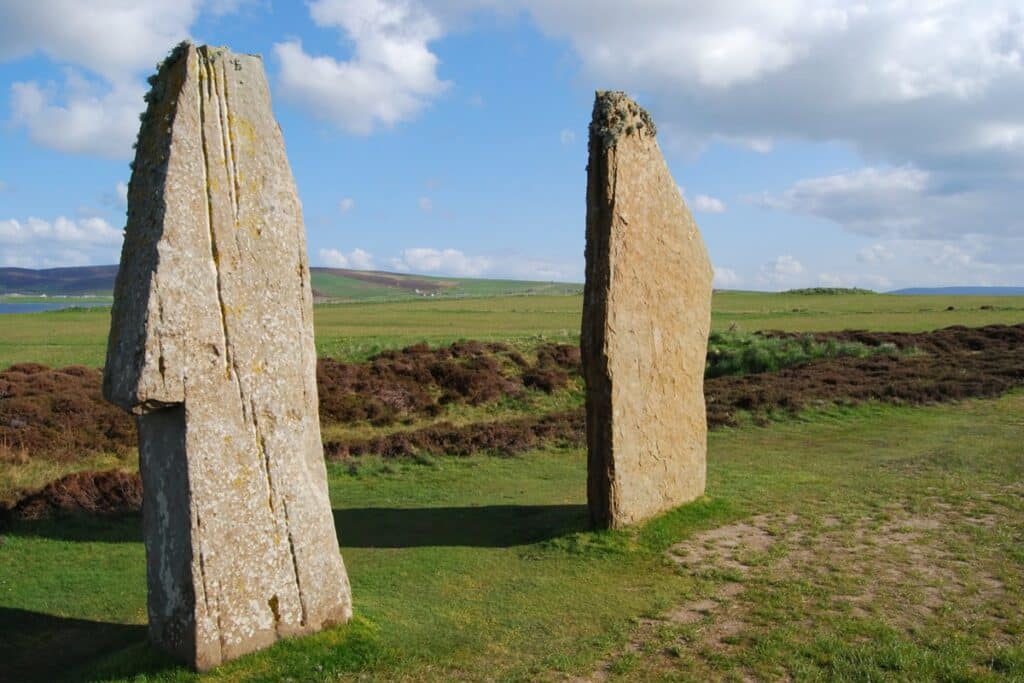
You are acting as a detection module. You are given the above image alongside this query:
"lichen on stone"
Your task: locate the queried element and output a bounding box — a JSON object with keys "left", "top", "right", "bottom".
{"left": 588, "top": 90, "right": 657, "bottom": 150}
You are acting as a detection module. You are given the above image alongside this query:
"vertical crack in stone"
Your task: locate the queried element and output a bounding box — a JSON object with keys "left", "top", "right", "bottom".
{"left": 281, "top": 498, "right": 309, "bottom": 627}
{"left": 156, "top": 289, "right": 168, "bottom": 389}
{"left": 197, "top": 55, "right": 231, "bottom": 379}
{"left": 252, "top": 410, "right": 275, "bottom": 515}
{"left": 193, "top": 507, "right": 224, "bottom": 663}
{"left": 211, "top": 56, "right": 239, "bottom": 221}
{"left": 193, "top": 510, "right": 212, "bottom": 615}
{"left": 199, "top": 52, "right": 247, "bottom": 424}
{"left": 252, "top": 415, "right": 288, "bottom": 636}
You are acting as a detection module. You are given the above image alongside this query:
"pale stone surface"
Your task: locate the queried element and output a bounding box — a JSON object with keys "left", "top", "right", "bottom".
{"left": 582, "top": 91, "right": 714, "bottom": 529}
{"left": 103, "top": 42, "right": 352, "bottom": 670}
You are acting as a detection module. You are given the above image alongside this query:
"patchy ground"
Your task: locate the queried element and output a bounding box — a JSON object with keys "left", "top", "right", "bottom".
{"left": 1, "top": 390, "right": 1022, "bottom": 681}
{"left": 586, "top": 486, "right": 1022, "bottom": 681}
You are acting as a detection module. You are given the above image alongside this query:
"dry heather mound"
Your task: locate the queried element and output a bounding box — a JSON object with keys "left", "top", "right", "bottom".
{"left": 707, "top": 324, "right": 1024, "bottom": 427}
{"left": 325, "top": 411, "right": 584, "bottom": 460}
{"left": 2, "top": 469, "right": 142, "bottom": 521}
{"left": 0, "top": 341, "right": 580, "bottom": 460}
{"left": 4, "top": 325, "right": 1024, "bottom": 519}
{"left": 0, "top": 364, "right": 134, "bottom": 460}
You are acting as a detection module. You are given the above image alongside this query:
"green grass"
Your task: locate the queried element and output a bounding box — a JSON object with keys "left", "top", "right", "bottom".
{"left": 713, "top": 290, "right": 1024, "bottom": 333}
{"left": 704, "top": 330, "right": 892, "bottom": 378}
{"left": 1, "top": 291, "right": 1022, "bottom": 369}
{"left": 1, "top": 394, "right": 1021, "bottom": 680}
{"left": 309, "top": 272, "right": 415, "bottom": 300}
{"left": 1, "top": 291, "right": 1023, "bottom": 679}
{"left": 308, "top": 271, "right": 581, "bottom": 303}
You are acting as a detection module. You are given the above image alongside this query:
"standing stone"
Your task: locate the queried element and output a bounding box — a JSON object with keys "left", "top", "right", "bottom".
{"left": 103, "top": 42, "right": 352, "bottom": 670}
{"left": 582, "top": 91, "right": 714, "bottom": 529}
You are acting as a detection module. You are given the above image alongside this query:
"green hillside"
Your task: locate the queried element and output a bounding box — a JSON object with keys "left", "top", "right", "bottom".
{"left": 0, "top": 265, "right": 581, "bottom": 303}
{"left": 309, "top": 268, "right": 580, "bottom": 302}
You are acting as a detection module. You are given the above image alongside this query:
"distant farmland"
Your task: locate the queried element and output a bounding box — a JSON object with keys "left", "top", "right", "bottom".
{"left": 0, "top": 265, "right": 581, "bottom": 302}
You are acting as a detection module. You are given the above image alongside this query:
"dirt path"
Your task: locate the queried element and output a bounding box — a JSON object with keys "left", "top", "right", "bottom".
{"left": 577, "top": 489, "right": 1019, "bottom": 681}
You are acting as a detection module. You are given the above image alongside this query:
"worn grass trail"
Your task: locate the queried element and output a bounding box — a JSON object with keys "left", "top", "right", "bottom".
{"left": 1, "top": 393, "right": 1021, "bottom": 681}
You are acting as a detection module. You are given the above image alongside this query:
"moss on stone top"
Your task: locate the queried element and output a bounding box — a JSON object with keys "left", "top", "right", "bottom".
{"left": 589, "top": 90, "right": 657, "bottom": 150}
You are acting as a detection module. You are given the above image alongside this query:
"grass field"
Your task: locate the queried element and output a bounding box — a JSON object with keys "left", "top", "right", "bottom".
{"left": 1, "top": 291, "right": 1023, "bottom": 369}
{"left": 2, "top": 396, "right": 1022, "bottom": 681}
{"left": 1, "top": 291, "right": 1023, "bottom": 681}
{"left": 0, "top": 263, "right": 578, "bottom": 303}
{"left": 310, "top": 271, "right": 581, "bottom": 302}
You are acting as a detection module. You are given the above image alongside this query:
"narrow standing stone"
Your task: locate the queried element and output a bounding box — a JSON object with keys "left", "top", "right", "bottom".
{"left": 582, "top": 91, "right": 714, "bottom": 529}
{"left": 103, "top": 42, "right": 352, "bottom": 670}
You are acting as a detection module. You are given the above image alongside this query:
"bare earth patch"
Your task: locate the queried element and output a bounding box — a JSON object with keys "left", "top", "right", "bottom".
{"left": 583, "top": 499, "right": 1016, "bottom": 680}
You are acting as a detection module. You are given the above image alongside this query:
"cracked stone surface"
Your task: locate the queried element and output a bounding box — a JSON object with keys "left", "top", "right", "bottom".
{"left": 103, "top": 42, "right": 352, "bottom": 671}
{"left": 582, "top": 91, "right": 713, "bottom": 529}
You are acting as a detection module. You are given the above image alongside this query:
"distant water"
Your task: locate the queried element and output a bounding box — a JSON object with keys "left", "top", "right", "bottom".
{"left": 0, "top": 302, "right": 110, "bottom": 314}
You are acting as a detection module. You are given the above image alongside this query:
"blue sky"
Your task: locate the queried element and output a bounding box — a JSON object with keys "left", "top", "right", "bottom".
{"left": 0, "top": 1, "right": 1021, "bottom": 290}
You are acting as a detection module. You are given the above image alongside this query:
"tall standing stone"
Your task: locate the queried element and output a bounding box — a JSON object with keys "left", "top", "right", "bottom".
{"left": 582, "top": 91, "right": 714, "bottom": 529}
{"left": 103, "top": 42, "right": 352, "bottom": 670}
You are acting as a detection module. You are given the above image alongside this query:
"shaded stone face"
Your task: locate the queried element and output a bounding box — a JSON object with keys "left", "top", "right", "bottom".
{"left": 103, "top": 42, "right": 352, "bottom": 671}
{"left": 582, "top": 91, "right": 714, "bottom": 529}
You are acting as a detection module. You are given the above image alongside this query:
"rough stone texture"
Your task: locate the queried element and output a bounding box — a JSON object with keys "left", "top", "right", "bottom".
{"left": 103, "top": 42, "right": 352, "bottom": 670}
{"left": 582, "top": 91, "right": 714, "bottom": 529}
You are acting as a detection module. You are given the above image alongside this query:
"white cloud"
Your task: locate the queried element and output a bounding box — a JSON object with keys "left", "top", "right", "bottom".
{"left": 758, "top": 254, "right": 803, "bottom": 287}
{"left": 517, "top": 2, "right": 1024, "bottom": 163}
{"left": 498, "top": 1, "right": 1024, "bottom": 253}
{"left": 338, "top": 197, "right": 355, "bottom": 213}
{"left": 928, "top": 243, "right": 973, "bottom": 269}
{"left": 756, "top": 165, "right": 1019, "bottom": 240}
{"left": 692, "top": 193, "right": 726, "bottom": 213}
{"left": 318, "top": 247, "right": 375, "bottom": 270}
{"left": 0, "top": 1, "right": 249, "bottom": 158}
{"left": 391, "top": 247, "right": 490, "bottom": 277}
{"left": 485, "top": 252, "right": 581, "bottom": 281}
{"left": 559, "top": 128, "right": 576, "bottom": 145}
{"left": 713, "top": 266, "right": 741, "bottom": 288}
{"left": 347, "top": 248, "right": 375, "bottom": 270}
{"left": 857, "top": 243, "right": 894, "bottom": 264}
{"left": 0, "top": 247, "right": 97, "bottom": 269}
{"left": 524, "top": 2, "right": 853, "bottom": 90}
{"left": 417, "top": 196, "right": 433, "bottom": 213}
{"left": 274, "top": 0, "right": 450, "bottom": 134}
{"left": 0, "top": 216, "right": 122, "bottom": 245}
{"left": 388, "top": 246, "right": 579, "bottom": 280}
{"left": 10, "top": 72, "right": 145, "bottom": 159}
{"left": 116, "top": 181, "right": 129, "bottom": 206}
{"left": 0, "top": 215, "right": 123, "bottom": 268}
{"left": 0, "top": 1, "right": 199, "bottom": 82}
{"left": 467, "top": 94, "right": 484, "bottom": 107}
{"left": 816, "top": 271, "right": 892, "bottom": 291}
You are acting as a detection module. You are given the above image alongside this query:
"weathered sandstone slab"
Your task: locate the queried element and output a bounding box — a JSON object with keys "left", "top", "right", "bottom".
{"left": 103, "top": 42, "right": 351, "bottom": 670}
{"left": 582, "top": 91, "right": 714, "bottom": 529}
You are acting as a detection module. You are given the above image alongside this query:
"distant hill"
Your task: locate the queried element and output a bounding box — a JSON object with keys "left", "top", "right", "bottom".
{"left": 783, "top": 287, "right": 875, "bottom": 295}
{"left": 0, "top": 265, "right": 581, "bottom": 301}
{"left": 889, "top": 286, "right": 1024, "bottom": 296}
{"left": 0, "top": 266, "right": 120, "bottom": 296}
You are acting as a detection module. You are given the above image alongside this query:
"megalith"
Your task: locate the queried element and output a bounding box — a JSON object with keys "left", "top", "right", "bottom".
{"left": 103, "top": 42, "right": 352, "bottom": 670}
{"left": 581, "top": 91, "right": 714, "bottom": 529}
